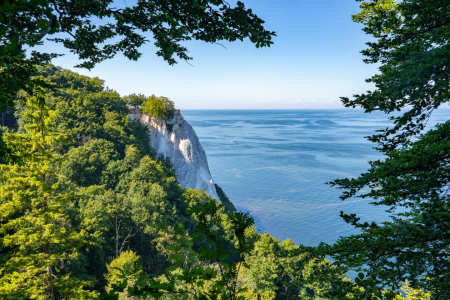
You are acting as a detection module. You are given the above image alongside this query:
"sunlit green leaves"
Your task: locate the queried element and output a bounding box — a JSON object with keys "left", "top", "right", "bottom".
{"left": 106, "top": 195, "right": 256, "bottom": 299}
{"left": 0, "top": 86, "right": 94, "bottom": 299}
{"left": 142, "top": 95, "right": 176, "bottom": 121}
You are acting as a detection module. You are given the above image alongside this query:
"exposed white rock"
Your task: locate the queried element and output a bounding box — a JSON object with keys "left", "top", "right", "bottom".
{"left": 129, "top": 109, "right": 219, "bottom": 200}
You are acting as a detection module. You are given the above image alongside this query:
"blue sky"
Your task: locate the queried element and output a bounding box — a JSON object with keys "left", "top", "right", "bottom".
{"left": 35, "top": 0, "right": 380, "bottom": 109}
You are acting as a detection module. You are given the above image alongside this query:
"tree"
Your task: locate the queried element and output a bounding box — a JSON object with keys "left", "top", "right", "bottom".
{"left": 104, "top": 195, "right": 256, "bottom": 300}
{"left": 29, "top": 65, "right": 152, "bottom": 157}
{"left": 0, "top": 0, "right": 275, "bottom": 106}
{"left": 105, "top": 250, "right": 145, "bottom": 300}
{"left": 59, "top": 138, "right": 118, "bottom": 187}
{"left": 394, "top": 281, "right": 432, "bottom": 300}
{"left": 306, "top": 1, "right": 450, "bottom": 299}
{"left": 142, "top": 95, "right": 176, "bottom": 121}
{"left": 1, "top": 0, "right": 275, "bottom": 160}
{"left": 0, "top": 86, "right": 93, "bottom": 299}
{"left": 122, "top": 93, "right": 147, "bottom": 110}
{"left": 215, "top": 184, "right": 237, "bottom": 215}
{"left": 243, "top": 233, "right": 350, "bottom": 300}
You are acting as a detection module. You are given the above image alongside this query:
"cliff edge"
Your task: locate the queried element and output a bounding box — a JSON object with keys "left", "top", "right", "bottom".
{"left": 130, "top": 109, "right": 219, "bottom": 200}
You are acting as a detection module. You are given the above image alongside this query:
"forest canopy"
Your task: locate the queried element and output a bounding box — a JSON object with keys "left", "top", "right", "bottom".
{"left": 0, "top": 66, "right": 352, "bottom": 299}
{"left": 142, "top": 95, "right": 176, "bottom": 121}
{"left": 1, "top": 0, "right": 449, "bottom": 299}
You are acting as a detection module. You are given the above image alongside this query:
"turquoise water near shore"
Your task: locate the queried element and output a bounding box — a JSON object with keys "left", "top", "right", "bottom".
{"left": 182, "top": 109, "right": 449, "bottom": 247}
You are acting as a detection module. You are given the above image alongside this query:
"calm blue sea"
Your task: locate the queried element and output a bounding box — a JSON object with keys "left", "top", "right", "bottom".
{"left": 182, "top": 109, "right": 449, "bottom": 247}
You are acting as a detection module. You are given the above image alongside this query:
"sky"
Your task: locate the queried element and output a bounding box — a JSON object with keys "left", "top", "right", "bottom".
{"left": 33, "top": 0, "right": 380, "bottom": 109}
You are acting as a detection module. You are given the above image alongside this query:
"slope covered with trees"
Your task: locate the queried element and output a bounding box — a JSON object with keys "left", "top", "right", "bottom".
{"left": 0, "top": 66, "right": 350, "bottom": 299}
{"left": 3, "top": 0, "right": 447, "bottom": 298}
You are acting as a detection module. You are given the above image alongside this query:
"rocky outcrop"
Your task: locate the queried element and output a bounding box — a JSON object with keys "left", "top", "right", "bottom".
{"left": 129, "top": 109, "right": 219, "bottom": 200}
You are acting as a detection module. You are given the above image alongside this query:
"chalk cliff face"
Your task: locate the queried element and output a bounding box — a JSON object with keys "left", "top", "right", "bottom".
{"left": 130, "top": 109, "right": 219, "bottom": 200}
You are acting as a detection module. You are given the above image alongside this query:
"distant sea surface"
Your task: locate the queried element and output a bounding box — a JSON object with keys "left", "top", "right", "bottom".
{"left": 182, "top": 109, "right": 449, "bottom": 247}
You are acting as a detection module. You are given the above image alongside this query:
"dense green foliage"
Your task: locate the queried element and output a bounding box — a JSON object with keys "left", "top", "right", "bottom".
{"left": 2, "top": 67, "right": 199, "bottom": 297}
{"left": 8, "top": 0, "right": 450, "bottom": 299}
{"left": 107, "top": 198, "right": 352, "bottom": 300}
{"left": 1, "top": 67, "right": 355, "bottom": 299}
{"left": 105, "top": 250, "right": 146, "bottom": 299}
{"left": 2, "top": 0, "right": 448, "bottom": 298}
{"left": 0, "top": 86, "right": 94, "bottom": 299}
{"left": 242, "top": 233, "right": 351, "bottom": 300}
{"left": 9, "top": 0, "right": 447, "bottom": 299}
{"left": 300, "top": 1, "right": 450, "bottom": 299}
{"left": 215, "top": 183, "right": 237, "bottom": 215}
{"left": 123, "top": 94, "right": 147, "bottom": 110}
{"left": 123, "top": 198, "right": 257, "bottom": 300}
{"left": 142, "top": 95, "right": 176, "bottom": 122}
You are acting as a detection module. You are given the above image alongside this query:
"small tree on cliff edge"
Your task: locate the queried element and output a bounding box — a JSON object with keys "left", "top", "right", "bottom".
{"left": 142, "top": 95, "right": 176, "bottom": 121}
{"left": 122, "top": 93, "right": 147, "bottom": 110}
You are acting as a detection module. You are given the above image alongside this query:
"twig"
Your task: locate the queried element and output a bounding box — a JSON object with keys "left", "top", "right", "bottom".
{"left": 119, "top": 228, "right": 136, "bottom": 255}
{"left": 51, "top": 0, "right": 76, "bottom": 39}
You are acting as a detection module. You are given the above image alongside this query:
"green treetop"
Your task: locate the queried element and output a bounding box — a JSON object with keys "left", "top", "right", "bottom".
{"left": 122, "top": 93, "right": 147, "bottom": 110}
{"left": 142, "top": 95, "right": 176, "bottom": 121}
{"left": 0, "top": 86, "right": 94, "bottom": 299}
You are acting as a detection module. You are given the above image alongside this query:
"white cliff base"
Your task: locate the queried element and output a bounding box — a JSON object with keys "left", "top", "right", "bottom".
{"left": 130, "top": 109, "right": 219, "bottom": 200}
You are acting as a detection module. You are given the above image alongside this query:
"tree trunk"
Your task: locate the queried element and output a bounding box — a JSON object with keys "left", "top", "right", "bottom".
{"left": 115, "top": 215, "right": 119, "bottom": 258}
{"left": 44, "top": 171, "right": 54, "bottom": 300}
{"left": 46, "top": 241, "right": 54, "bottom": 300}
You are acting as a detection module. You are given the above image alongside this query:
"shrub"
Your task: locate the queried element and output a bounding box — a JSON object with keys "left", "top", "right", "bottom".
{"left": 59, "top": 139, "right": 118, "bottom": 187}
{"left": 122, "top": 93, "right": 146, "bottom": 109}
{"left": 142, "top": 95, "right": 175, "bottom": 121}
{"left": 105, "top": 251, "right": 144, "bottom": 300}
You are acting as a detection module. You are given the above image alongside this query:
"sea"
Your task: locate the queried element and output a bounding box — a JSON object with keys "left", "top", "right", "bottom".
{"left": 182, "top": 109, "right": 449, "bottom": 247}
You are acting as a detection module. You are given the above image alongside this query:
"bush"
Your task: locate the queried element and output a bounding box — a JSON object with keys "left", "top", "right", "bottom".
{"left": 105, "top": 251, "right": 145, "bottom": 300}
{"left": 142, "top": 95, "right": 175, "bottom": 121}
{"left": 59, "top": 139, "right": 118, "bottom": 187}
{"left": 122, "top": 93, "right": 146, "bottom": 109}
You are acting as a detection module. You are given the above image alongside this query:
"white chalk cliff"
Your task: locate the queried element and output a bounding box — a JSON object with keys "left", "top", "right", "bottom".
{"left": 129, "top": 109, "right": 219, "bottom": 200}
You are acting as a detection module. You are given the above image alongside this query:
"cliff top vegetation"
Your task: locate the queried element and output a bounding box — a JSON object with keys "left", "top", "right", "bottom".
{"left": 142, "top": 95, "right": 176, "bottom": 122}
{"left": 122, "top": 93, "right": 147, "bottom": 110}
